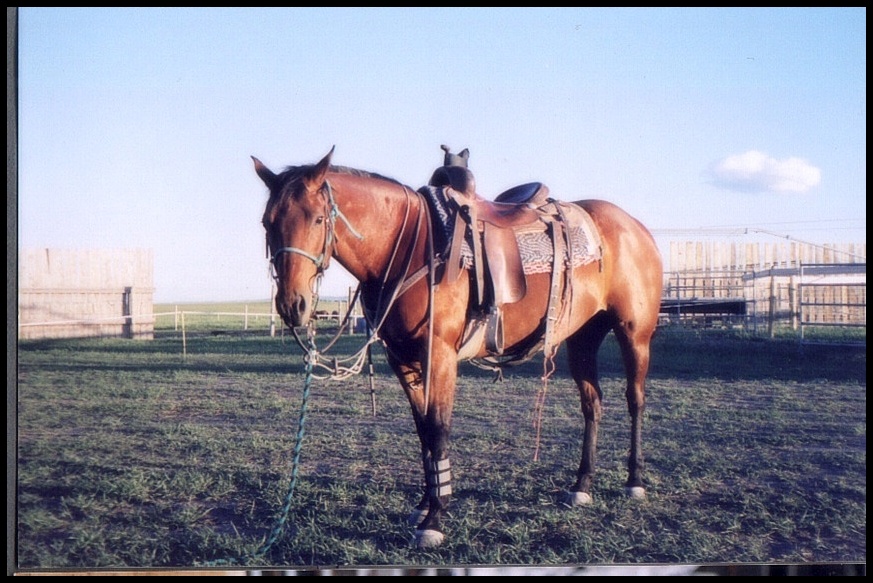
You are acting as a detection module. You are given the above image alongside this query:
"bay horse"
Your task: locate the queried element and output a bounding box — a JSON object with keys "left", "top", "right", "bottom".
{"left": 253, "top": 147, "right": 663, "bottom": 549}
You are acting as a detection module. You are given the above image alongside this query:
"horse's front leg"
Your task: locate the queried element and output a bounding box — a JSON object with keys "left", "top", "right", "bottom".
{"left": 387, "top": 344, "right": 458, "bottom": 549}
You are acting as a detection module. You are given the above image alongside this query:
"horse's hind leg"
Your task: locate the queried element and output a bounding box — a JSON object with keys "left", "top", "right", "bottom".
{"left": 564, "top": 313, "right": 613, "bottom": 506}
{"left": 612, "top": 319, "right": 655, "bottom": 499}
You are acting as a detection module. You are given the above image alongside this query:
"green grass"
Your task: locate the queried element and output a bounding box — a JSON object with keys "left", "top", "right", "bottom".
{"left": 15, "top": 323, "right": 866, "bottom": 571}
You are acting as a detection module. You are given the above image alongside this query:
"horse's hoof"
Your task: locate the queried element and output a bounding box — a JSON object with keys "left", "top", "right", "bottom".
{"left": 625, "top": 486, "right": 646, "bottom": 499}
{"left": 564, "top": 491, "right": 593, "bottom": 506}
{"left": 407, "top": 507, "right": 429, "bottom": 526}
{"left": 414, "top": 529, "right": 444, "bottom": 548}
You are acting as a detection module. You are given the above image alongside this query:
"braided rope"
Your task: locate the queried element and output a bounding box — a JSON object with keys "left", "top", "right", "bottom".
{"left": 201, "top": 183, "right": 424, "bottom": 567}
{"left": 201, "top": 334, "right": 316, "bottom": 568}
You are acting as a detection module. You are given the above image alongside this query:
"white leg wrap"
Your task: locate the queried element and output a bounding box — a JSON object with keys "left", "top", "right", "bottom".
{"left": 426, "top": 458, "right": 452, "bottom": 498}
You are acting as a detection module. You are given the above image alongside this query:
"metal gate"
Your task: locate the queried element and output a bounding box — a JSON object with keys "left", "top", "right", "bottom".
{"left": 798, "top": 263, "right": 866, "bottom": 341}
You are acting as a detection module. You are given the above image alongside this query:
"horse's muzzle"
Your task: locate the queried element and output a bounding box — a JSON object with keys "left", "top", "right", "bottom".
{"left": 276, "top": 291, "right": 312, "bottom": 328}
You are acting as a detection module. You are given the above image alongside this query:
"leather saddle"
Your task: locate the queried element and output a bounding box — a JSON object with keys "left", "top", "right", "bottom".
{"left": 425, "top": 147, "right": 568, "bottom": 358}
{"left": 428, "top": 164, "right": 543, "bottom": 305}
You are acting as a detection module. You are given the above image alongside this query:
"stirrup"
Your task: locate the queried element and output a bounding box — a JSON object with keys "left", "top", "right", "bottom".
{"left": 484, "top": 306, "right": 505, "bottom": 355}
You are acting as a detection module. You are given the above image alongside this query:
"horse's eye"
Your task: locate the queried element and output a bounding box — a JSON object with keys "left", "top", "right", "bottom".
{"left": 315, "top": 216, "right": 325, "bottom": 225}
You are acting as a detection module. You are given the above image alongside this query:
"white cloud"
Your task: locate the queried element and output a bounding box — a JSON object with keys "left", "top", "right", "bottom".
{"left": 708, "top": 150, "right": 821, "bottom": 194}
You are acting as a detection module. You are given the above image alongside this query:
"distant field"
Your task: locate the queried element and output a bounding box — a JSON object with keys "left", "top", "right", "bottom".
{"left": 16, "top": 315, "right": 866, "bottom": 571}
{"left": 155, "top": 300, "right": 274, "bottom": 313}
{"left": 153, "top": 299, "right": 354, "bottom": 333}
{"left": 151, "top": 300, "right": 866, "bottom": 345}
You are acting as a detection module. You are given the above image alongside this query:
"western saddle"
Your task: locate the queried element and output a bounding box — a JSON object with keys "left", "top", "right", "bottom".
{"left": 422, "top": 145, "right": 589, "bottom": 369}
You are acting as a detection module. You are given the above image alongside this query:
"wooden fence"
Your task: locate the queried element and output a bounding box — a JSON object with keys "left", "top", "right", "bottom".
{"left": 18, "top": 248, "right": 155, "bottom": 340}
{"left": 16, "top": 243, "right": 865, "bottom": 341}
{"left": 662, "top": 241, "right": 866, "bottom": 336}
{"left": 667, "top": 240, "right": 865, "bottom": 272}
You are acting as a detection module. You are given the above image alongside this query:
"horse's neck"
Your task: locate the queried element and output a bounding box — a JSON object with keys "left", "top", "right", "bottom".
{"left": 330, "top": 173, "right": 425, "bottom": 285}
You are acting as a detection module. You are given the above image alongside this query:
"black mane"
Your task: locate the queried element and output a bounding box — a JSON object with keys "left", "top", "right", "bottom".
{"left": 270, "top": 164, "right": 408, "bottom": 205}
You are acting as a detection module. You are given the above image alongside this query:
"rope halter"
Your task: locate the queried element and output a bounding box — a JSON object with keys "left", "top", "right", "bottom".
{"left": 268, "top": 180, "right": 363, "bottom": 277}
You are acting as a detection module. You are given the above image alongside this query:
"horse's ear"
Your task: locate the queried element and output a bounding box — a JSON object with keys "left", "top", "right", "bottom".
{"left": 317, "top": 146, "right": 335, "bottom": 171}
{"left": 252, "top": 156, "right": 278, "bottom": 191}
{"left": 308, "top": 146, "right": 335, "bottom": 188}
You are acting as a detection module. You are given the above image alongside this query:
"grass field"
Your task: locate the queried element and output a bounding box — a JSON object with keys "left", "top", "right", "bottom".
{"left": 15, "top": 315, "right": 866, "bottom": 572}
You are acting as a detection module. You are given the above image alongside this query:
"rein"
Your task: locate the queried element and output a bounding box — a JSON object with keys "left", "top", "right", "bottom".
{"left": 201, "top": 331, "right": 318, "bottom": 568}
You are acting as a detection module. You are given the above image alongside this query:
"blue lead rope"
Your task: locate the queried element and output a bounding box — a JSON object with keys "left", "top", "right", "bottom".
{"left": 202, "top": 336, "right": 316, "bottom": 568}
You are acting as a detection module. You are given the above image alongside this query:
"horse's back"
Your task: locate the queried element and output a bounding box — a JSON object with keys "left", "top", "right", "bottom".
{"left": 574, "top": 199, "right": 656, "bottom": 243}
{"left": 574, "top": 199, "right": 660, "bottom": 265}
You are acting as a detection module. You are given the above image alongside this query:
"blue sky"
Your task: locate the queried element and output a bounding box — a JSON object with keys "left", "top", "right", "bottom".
{"left": 16, "top": 8, "right": 866, "bottom": 303}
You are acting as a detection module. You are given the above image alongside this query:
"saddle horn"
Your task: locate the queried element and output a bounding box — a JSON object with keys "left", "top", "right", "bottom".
{"left": 440, "top": 144, "right": 470, "bottom": 168}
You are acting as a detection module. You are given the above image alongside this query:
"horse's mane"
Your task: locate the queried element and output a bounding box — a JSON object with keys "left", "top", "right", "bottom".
{"left": 329, "top": 165, "right": 404, "bottom": 187}
{"left": 271, "top": 163, "right": 411, "bottom": 206}
{"left": 276, "top": 164, "right": 403, "bottom": 186}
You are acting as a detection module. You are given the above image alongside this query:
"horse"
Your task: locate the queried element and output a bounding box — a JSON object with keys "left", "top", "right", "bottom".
{"left": 252, "top": 147, "right": 663, "bottom": 549}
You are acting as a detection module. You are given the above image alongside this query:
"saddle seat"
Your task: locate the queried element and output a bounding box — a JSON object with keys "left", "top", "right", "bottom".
{"left": 494, "top": 181, "right": 552, "bottom": 206}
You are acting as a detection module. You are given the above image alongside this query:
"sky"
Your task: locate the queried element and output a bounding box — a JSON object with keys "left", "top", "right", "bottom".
{"left": 15, "top": 7, "right": 867, "bottom": 303}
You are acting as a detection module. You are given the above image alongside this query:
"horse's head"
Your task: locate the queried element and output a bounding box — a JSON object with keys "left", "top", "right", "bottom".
{"left": 253, "top": 147, "right": 336, "bottom": 328}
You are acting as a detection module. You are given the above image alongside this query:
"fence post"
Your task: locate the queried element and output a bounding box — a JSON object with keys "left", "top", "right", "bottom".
{"left": 181, "top": 311, "right": 187, "bottom": 359}
{"left": 768, "top": 268, "right": 776, "bottom": 339}
{"left": 122, "top": 286, "right": 133, "bottom": 339}
{"left": 348, "top": 286, "right": 355, "bottom": 335}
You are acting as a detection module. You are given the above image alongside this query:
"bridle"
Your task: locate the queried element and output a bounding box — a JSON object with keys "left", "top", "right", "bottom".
{"left": 265, "top": 172, "right": 427, "bottom": 333}
{"left": 267, "top": 180, "right": 363, "bottom": 279}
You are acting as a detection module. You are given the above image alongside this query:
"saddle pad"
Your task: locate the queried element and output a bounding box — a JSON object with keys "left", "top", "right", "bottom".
{"left": 516, "top": 202, "right": 602, "bottom": 274}
{"left": 419, "top": 185, "right": 474, "bottom": 259}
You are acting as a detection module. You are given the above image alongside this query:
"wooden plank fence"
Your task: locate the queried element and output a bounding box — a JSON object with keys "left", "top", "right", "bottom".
{"left": 16, "top": 243, "right": 864, "bottom": 341}
{"left": 18, "top": 248, "right": 155, "bottom": 340}
{"left": 667, "top": 241, "right": 865, "bottom": 273}
{"left": 663, "top": 241, "right": 866, "bottom": 335}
